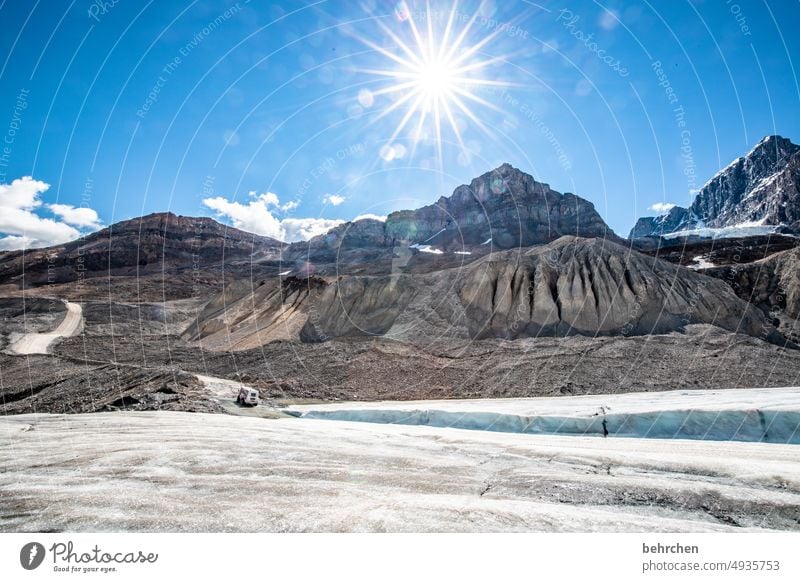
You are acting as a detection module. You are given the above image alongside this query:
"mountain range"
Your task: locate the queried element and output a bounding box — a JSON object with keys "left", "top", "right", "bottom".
{"left": 2, "top": 135, "right": 800, "bottom": 414}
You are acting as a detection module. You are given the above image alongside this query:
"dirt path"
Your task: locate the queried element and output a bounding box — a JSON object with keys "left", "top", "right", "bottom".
{"left": 195, "top": 373, "right": 289, "bottom": 418}
{"left": 7, "top": 301, "right": 83, "bottom": 355}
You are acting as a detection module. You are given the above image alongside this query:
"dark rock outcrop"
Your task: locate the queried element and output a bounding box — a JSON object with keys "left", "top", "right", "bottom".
{"left": 0, "top": 212, "right": 284, "bottom": 292}
{"left": 633, "top": 233, "right": 799, "bottom": 267}
{"left": 704, "top": 247, "right": 800, "bottom": 343}
{"left": 629, "top": 206, "right": 700, "bottom": 239}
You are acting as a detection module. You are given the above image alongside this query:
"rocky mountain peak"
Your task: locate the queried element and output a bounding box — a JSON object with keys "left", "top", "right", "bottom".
{"left": 471, "top": 162, "right": 533, "bottom": 186}
{"left": 295, "top": 164, "right": 618, "bottom": 261}
{"left": 749, "top": 134, "right": 798, "bottom": 158}
{"left": 382, "top": 164, "right": 617, "bottom": 249}
{"left": 689, "top": 134, "right": 800, "bottom": 229}
{"left": 0, "top": 210, "right": 285, "bottom": 294}
{"left": 446, "top": 163, "right": 552, "bottom": 207}
{"left": 630, "top": 135, "right": 800, "bottom": 238}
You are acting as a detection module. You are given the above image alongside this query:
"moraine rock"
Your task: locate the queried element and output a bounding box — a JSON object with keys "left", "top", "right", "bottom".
{"left": 705, "top": 247, "right": 800, "bottom": 343}
{"left": 457, "top": 237, "right": 783, "bottom": 341}
{"left": 294, "top": 236, "right": 787, "bottom": 346}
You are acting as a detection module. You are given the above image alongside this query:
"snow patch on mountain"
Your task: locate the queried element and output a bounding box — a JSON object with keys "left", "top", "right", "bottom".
{"left": 409, "top": 244, "right": 443, "bottom": 254}
{"left": 661, "top": 223, "right": 784, "bottom": 240}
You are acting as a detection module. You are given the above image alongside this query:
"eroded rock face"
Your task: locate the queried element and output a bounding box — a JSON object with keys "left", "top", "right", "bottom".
{"left": 300, "top": 276, "right": 419, "bottom": 342}
{"left": 705, "top": 247, "right": 800, "bottom": 342}
{"left": 630, "top": 135, "right": 800, "bottom": 238}
{"left": 456, "top": 237, "right": 779, "bottom": 341}
{"left": 182, "top": 275, "right": 329, "bottom": 350}
{"left": 287, "top": 237, "right": 785, "bottom": 346}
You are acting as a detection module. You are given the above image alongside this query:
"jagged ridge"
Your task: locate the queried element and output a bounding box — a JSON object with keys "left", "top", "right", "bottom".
{"left": 630, "top": 135, "right": 800, "bottom": 238}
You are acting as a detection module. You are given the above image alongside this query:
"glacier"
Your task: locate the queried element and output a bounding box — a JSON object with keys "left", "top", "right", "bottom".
{"left": 291, "top": 387, "right": 800, "bottom": 444}
{"left": 2, "top": 408, "right": 800, "bottom": 532}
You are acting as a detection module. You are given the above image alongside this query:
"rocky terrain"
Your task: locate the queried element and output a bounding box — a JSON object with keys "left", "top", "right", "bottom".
{"left": 0, "top": 296, "right": 66, "bottom": 346}
{"left": 631, "top": 135, "right": 800, "bottom": 238}
{"left": 1, "top": 154, "right": 799, "bottom": 415}
{"left": 295, "top": 237, "right": 782, "bottom": 343}
{"left": 631, "top": 232, "right": 800, "bottom": 343}
{"left": 0, "top": 320, "right": 794, "bottom": 415}
{"left": 633, "top": 233, "right": 798, "bottom": 267}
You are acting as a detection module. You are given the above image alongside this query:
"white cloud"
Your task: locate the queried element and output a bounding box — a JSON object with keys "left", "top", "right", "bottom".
{"left": 1, "top": 175, "right": 46, "bottom": 209}
{"left": 0, "top": 176, "right": 102, "bottom": 250}
{"left": 203, "top": 193, "right": 284, "bottom": 240}
{"left": 281, "top": 200, "right": 299, "bottom": 212}
{"left": 48, "top": 203, "right": 102, "bottom": 229}
{"left": 250, "top": 190, "right": 279, "bottom": 207}
{"left": 203, "top": 191, "right": 343, "bottom": 243}
{"left": 282, "top": 217, "right": 344, "bottom": 242}
{"left": 0, "top": 235, "right": 36, "bottom": 251}
{"left": 598, "top": 10, "right": 620, "bottom": 31}
{"left": 353, "top": 213, "right": 387, "bottom": 222}
{"left": 324, "top": 194, "right": 345, "bottom": 206}
{"left": 649, "top": 202, "right": 676, "bottom": 214}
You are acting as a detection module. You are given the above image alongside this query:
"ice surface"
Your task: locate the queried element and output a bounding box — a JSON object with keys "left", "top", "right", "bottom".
{"left": 2, "top": 410, "right": 800, "bottom": 532}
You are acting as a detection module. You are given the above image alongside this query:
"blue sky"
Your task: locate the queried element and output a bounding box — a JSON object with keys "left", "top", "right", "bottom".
{"left": 0, "top": 0, "right": 798, "bottom": 247}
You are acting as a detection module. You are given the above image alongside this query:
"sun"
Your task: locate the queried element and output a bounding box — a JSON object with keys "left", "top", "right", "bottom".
{"left": 356, "top": 2, "right": 511, "bottom": 165}
{"left": 416, "top": 59, "right": 453, "bottom": 100}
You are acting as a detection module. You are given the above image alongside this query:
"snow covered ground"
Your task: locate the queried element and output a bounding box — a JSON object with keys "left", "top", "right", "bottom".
{"left": 1, "top": 410, "right": 799, "bottom": 532}
{"left": 688, "top": 255, "right": 716, "bottom": 269}
{"left": 409, "top": 243, "right": 443, "bottom": 254}
{"left": 289, "top": 387, "right": 800, "bottom": 444}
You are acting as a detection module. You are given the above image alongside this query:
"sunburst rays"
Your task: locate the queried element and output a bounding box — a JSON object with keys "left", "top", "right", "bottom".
{"left": 356, "top": 1, "right": 513, "bottom": 167}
